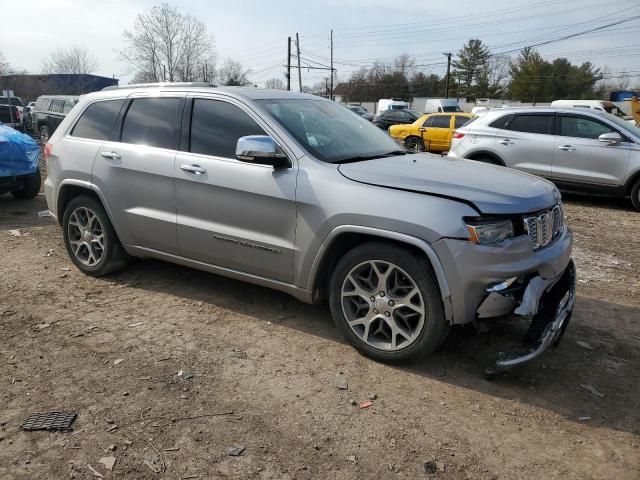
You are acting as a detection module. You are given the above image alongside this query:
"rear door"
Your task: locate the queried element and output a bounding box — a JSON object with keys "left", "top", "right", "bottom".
{"left": 91, "top": 94, "right": 184, "bottom": 254}
{"left": 174, "top": 95, "right": 297, "bottom": 282}
{"left": 495, "top": 113, "right": 555, "bottom": 178}
{"left": 423, "top": 114, "right": 452, "bottom": 151}
{"left": 552, "top": 114, "right": 630, "bottom": 186}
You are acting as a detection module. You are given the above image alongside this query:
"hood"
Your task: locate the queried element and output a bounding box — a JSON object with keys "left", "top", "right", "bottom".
{"left": 338, "top": 153, "right": 559, "bottom": 215}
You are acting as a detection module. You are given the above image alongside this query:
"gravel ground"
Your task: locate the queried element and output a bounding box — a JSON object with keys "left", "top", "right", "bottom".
{"left": 0, "top": 191, "right": 639, "bottom": 480}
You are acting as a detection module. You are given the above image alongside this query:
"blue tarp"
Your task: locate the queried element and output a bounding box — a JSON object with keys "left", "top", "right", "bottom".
{"left": 0, "top": 123, "right": 40, "bottom": 177}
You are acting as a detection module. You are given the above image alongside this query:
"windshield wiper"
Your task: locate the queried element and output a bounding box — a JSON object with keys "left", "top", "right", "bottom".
{"left": 333, "top": 150, "right": 409, "bottom": 164}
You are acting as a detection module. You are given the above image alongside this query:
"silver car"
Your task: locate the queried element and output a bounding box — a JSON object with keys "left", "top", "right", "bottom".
{"left": 448, "top": 107, "right": 640, "bottom": 211}
{"left": 44, "top": 83, "right": 575, "bottom": 376}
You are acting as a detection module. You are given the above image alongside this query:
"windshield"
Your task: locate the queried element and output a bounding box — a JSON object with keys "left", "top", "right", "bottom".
{"left": 258, "top": 99, "right": 407, "bottom": 163}
{"left": 603, "top": 111, "right": 640, "bottom": 139}
{"left": 442, "top": 105, "right": 462, "bottom": 112}
{"left": 349, "top": 105, "right": 367, "bottom": 114}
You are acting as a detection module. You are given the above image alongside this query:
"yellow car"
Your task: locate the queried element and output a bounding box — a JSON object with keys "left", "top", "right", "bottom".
{"left": 389, "top": 112, "right": 474, "bottom": 152}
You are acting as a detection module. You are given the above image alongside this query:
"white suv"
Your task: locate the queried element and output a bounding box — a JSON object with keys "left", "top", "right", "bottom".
{"left": 448, "top": 107, "right": 640, "bottom": 210}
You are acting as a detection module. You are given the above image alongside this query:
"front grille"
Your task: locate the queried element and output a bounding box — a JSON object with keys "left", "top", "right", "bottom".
{"left": 524, "top": 203, "right": 564, "bottom": 249}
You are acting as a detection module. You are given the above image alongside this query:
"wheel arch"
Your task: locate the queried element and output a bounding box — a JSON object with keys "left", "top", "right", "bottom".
{"left": 308, "top": 226, "right": 453, "bottom": 322}
{"left": 624, "top": 168, "right": 640, "bottom": 196}
{"left": 464, "top": 150, "right": 506, "bottom": 166}
{"left": 56, "top": 181, "right": 123, "bottom": 239}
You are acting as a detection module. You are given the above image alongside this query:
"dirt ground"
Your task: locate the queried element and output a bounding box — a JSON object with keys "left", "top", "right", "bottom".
{"left": 1, "top": 190, "right": 639, "bottom": 480}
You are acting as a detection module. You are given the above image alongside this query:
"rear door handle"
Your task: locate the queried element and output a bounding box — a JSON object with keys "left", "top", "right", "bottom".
{"left": 499, "top": 139, "right": 513, "bottom": 146}
{"left": 100, "top": 151, "right": 121, "bottom": 160}
{"left": 180, "top": 164, "right": 207, "bottom": 175}
{"left": 558, "top": 145, "right": 576, "bottom": 151}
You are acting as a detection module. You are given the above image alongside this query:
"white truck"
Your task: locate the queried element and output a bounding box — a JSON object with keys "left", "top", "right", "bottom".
{"left": 424, "top": 98, "right": 462, "bottom": 114}
{"left": 377, "top": 98, "right": 408, "bottom": 112}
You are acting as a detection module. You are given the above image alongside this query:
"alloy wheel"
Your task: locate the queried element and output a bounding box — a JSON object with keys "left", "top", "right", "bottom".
{"left": 39, "top": 126, "right": 49, "bottom": 144}
{"left": 341, "top": 260, "right": 426, "bottom": 351}
{"left": 67, "top": 207, "right": 105, "bottom": 267}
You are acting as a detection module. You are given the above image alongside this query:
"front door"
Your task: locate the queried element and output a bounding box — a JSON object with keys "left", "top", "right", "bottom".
{"left": 91, "top": 94, "right": 183, "bottom": 254}
{"left": 495, "top": 113, "right": 555, "bottom": 178}
{"left": 552, "top": 114, "right": 630, "bottom": 186}
{"left": 174, "top": 96, "right": 297, "bottom": 283}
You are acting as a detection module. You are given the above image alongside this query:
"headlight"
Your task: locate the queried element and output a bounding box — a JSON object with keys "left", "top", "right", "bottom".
{"left": 466, "top": 220, "right": 514, "bottom": 244}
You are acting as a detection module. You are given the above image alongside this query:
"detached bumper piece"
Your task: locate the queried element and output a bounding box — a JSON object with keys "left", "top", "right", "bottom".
{"left": 485, "top": 260, "right": 576, "bottom": 380}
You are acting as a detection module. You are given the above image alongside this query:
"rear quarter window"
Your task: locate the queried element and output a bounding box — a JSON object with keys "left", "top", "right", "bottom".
{"left": 488, "top": 114, "right": 513, "bottom": 129}
{"left": 71, "top": 99, "right": 125, "bottom": 141}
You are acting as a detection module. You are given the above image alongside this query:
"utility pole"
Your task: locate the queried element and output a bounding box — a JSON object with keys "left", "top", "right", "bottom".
{"left": 443, "top": 52, "right": 452, "bottom": 99}
{"left": 456, "top": 73, "right": 461, "bottom": 102}
{"left": 330, "top": 29, "right": 334, "bottom": 101}
{"left": 296, "top": 33, "right": 302, "bottom": 92}
{"left": 286, "top": 36, "right": 291, "bottom": 91}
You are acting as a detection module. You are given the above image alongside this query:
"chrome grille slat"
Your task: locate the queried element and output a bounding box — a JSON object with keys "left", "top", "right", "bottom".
{"left": 524, "top": 203, "right": 564, "bottom": 250}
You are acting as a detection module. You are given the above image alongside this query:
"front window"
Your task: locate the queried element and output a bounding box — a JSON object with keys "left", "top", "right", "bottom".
{"left": 258, "top": 99, "right": 406, "bottom": 163}
{"left": 601, "top": 111, "right": 640, "bottom": 140}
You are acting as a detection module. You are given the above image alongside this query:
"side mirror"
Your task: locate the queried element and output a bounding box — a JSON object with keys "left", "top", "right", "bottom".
{"left": 598, "top": 132, "right": 622, "bottom": 145}
{"left": 236, "top": 135, "right": 290, "bottom": 168}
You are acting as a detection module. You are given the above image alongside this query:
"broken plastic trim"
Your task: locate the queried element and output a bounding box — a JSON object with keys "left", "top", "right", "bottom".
{"left": 485, "top": 260, "right": 576, "bottom": 379}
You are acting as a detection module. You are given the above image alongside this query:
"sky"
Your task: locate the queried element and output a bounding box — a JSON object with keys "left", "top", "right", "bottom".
{"left": 1, "top": 0, "right": 639, "bottom": 88}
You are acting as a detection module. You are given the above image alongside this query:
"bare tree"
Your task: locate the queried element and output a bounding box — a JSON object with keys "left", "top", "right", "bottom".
{"left": 264, "top": 77, "right": 285, "bottom": 89}
{"left": 0, "top": 51, "right": 11, "bottom": 76}
{"left": 42, "top": 44, "right": 99, "bottom": 74}
{"left": 219, "top": 59, "right": 250, "bottom": 86}
{"left": 119, "top": 3, "right": 216, "bottom": 83}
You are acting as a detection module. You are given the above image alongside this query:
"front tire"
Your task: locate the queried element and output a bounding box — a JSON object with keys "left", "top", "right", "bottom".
{"left": 11, "top": 168, "right": 41, "bottom": 199}
{"left": 404, "top": 136, "right": 425, "bottom": 152}
{"left": 631, "top": 180, "right": 640, "bottom": 211}
{"left": 329, "top": 242, "right": 449, "bottom": 363}
{"left": 62, "top": 195, "right": 129, "bottom": 276}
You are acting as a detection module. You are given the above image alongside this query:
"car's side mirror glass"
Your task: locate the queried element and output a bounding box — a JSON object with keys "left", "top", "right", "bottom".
{"left": 236, "top": 135, "right": 290, "bottom": 168}
{"left": 598, "top": 132, "right": 622, "bottom": 145}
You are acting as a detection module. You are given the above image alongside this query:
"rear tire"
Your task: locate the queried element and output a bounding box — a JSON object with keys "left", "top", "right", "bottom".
{"left": 62, "top": 195, "right": 130, "bottom": 276}
{"left": 11, "top": 168, "right": 41, "bottom": 199}
{"left": 631, "top": 180, "right": 640, "bottom": 211}
{"left": 404, "top": 136, "right": 426, "bottom": 152}
{"left": 329, "top": 242, "right": 449, "bottom": 364}
{"left": 39, "top": 125, "right": 50, "bottom": 144}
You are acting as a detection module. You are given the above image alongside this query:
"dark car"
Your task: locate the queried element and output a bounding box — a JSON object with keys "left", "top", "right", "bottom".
{"left": 0, "top": 96, "right": 25, "bottom": 131}
{"left": 346, "top": 104, "right": 374, "bottom": 121}
{"left": 31, "top": 95, "right": 79, "bottom": 142}
{"left": 373, "top": 109, "right": 421, "bottom": 131}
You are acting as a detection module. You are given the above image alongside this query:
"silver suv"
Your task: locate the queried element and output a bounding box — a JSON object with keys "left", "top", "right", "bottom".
{"left": 44, "top": 83, "right": 575, "bottom": 375}
{"left": 448, "top": 107, "right": 640, "bottom": 210}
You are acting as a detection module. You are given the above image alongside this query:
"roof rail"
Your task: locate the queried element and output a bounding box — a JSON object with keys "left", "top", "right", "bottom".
{"left": 102, "top": 82, "right": 217, "bottom": 91}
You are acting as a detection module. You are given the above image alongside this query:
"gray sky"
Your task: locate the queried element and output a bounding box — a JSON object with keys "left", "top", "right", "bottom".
{"left": 2, "top": 0, "right": 639, "bottom": 87}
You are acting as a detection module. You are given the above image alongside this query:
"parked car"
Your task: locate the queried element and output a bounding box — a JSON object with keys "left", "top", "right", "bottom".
{"left": 0, "top": 96, "right": 25, "bottom": 130}
{"left": 550, "top": 99, "right": 627, "bottom": 118}
{"left": 373, "top": 109, "right": 421, "bottom": 131}
{"left": 389, "top": 112, "right": 474, "bottom": 152}
{"left": 31, "top": 95, "right": 79, "bottom": 142}
{"left": 0, "top": 123, "right": 41, "bottom": 199}
{"left": 44, "top": 83, "right": 575, "bottom": 375}
{"left": 345, "top": 104, "right": 373, "bottom": 121}
{"left": 424, "top": 98, "right": 463, "bottom": 114}
{"left": 377, "top": 98, "right": 408, "bottom": 112}
{"left": 448, "top": 107, "right": 640, "bottom": 210}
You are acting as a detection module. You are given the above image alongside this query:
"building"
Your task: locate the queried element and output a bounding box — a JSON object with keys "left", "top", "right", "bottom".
{"left": 0, "top": 74, "right": 118, "bottom": 102}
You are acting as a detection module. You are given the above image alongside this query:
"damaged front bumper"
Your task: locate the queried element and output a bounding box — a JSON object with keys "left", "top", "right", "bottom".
{"left": 485, "top": 259, "right": 576, "bottom": 379}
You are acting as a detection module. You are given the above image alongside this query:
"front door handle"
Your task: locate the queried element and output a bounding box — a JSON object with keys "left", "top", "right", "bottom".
{"left": 499, "top": 139, "right": 513, "bottom": 146}
{"left": 101, "top": 151, "right": 121, "bottom": 160}
{"left": 558, "top": 145, "right": 576, "bottom": 151}
{"left": 180, "top": 164, "right": 207, "bottom": 175}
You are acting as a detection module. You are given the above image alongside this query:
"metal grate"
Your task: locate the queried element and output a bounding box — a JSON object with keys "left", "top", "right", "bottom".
{"left": 21, "top": 411, "right": 77, "bottom": 431}
{"left": 524, "top": 203, "right": 564, "bottom": 250}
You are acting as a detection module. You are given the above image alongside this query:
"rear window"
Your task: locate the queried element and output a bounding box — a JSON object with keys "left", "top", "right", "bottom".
{"left": 120, "top": 97, "right": 181, "bottom": 150}
{"left": 489, "top": 114, "right": 513, "bottom": 129}
{"left": 71, "top": 99, "right": 124, "bottom": 141}
{"left": 0, "top": 97, "right": 22, "bottom": 107}
{"left": 506, "top": 115, "right": 554, "bottom": 135}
